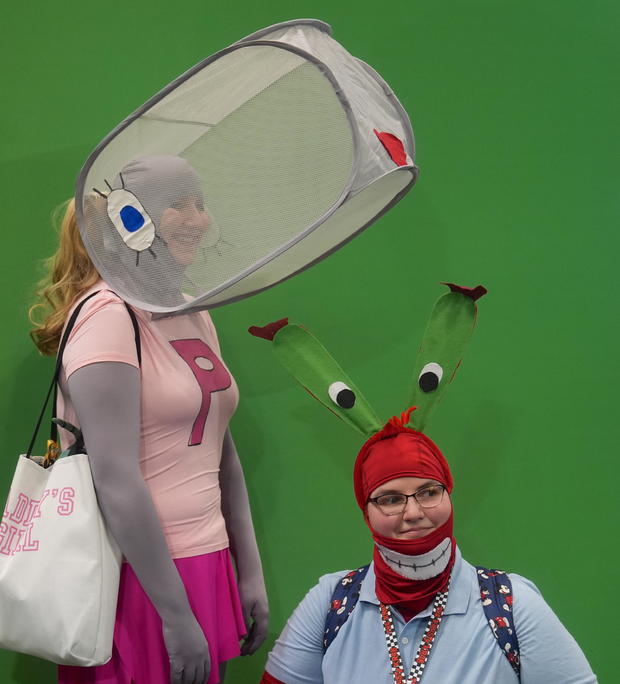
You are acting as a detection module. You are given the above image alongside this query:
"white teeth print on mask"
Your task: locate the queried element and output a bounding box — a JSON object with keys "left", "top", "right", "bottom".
{"left": 376, "top": 538, "right": 452, "bottom": 580}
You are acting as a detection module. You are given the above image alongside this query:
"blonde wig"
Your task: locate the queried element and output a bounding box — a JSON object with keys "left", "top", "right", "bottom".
{"left": 29, "top": 199, "right": 100, "bottom": 355}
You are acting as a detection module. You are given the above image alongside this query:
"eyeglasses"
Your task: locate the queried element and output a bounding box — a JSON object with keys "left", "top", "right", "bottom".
{"left": 367, "top": 484, "right": 447, "bottom": 516}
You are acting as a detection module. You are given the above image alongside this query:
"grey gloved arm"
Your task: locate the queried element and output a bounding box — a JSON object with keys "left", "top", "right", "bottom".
{"left": 219, "top": 430, "right": 268, "bottom": 655}
{"left": 67, "top": 361, "right": 210, "bottom": 684}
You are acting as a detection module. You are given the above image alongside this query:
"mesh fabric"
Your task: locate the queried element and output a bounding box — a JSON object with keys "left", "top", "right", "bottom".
{"left": 76, "top": 21, "right": 416, "bottom": 314}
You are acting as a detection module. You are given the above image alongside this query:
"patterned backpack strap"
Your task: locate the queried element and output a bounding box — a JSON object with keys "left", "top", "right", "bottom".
{"left": 476, "top": 566, "right": 521, "bottom": 680}
{"left": 323, "top": 564, "right": 370, "bottom": 652}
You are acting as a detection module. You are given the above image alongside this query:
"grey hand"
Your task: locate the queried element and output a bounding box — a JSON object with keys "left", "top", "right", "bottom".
{"left": 163, "top": 613, "right": 211, "bottom": 684}
{"left": 239, "top": 578, "right": 269, "bottom": 655}
{"left": 219, "top": 430, "right": 269, "bottom": 656}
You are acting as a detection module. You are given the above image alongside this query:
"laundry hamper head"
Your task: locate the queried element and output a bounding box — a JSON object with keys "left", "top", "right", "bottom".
{"left": 76, "top": 19, "right": 418, "bottom": 315}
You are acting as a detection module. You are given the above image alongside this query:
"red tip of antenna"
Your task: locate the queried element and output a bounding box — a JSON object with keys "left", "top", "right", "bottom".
{"left": 248, "top": 318, "right": 289, "bottom": 341}
{"left": 442, "top": 283, "right": 488, "bottom": 301}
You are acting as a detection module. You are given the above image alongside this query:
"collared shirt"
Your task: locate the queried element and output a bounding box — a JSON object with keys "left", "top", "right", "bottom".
{"left": 265, "top": 549, "right": 596, "bottom": 684}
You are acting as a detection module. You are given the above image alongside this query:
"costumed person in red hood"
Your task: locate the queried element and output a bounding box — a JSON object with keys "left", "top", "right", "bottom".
{"left": 250, "top": 284, "right": 597, "bottom": 684}
{"left": 354, "top": 414, "right": 455, "bottom": 626}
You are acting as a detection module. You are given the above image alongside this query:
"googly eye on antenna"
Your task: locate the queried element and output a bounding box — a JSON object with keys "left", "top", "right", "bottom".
{"left": 328, "top": 382, "right": 356, "bottom": 409}
{"left": 250, "top": 282, "right": 487, "bottom": 440}
{"left": 418, "top": 363, "right": 443, "bottom": 393}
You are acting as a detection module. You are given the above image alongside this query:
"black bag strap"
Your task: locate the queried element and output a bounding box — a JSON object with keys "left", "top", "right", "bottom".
{"left": 26, "top": 290, "right": 141, "bottom": 457}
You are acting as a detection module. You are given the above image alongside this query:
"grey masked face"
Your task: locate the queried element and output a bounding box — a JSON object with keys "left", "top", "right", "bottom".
{"left": 89, "top": 155, "right": 207, "bottom": 309}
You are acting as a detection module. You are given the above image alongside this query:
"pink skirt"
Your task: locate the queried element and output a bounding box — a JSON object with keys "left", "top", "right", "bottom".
{"left": 58, "top": 549, "right": 246, "bottom": 684}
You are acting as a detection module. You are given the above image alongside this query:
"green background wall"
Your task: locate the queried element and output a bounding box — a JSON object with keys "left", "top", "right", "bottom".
{"left": 1, "top": 1, "right": 617, "bottom": 682}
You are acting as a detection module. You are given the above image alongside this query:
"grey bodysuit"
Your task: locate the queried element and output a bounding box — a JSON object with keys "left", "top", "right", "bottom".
{"left": 67, "top": 362, "right": 268, "bottom": 684}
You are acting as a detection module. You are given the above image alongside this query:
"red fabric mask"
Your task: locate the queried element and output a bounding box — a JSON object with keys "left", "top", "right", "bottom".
{"left": 353, "top": 411, "right": 456, "bottom": 620}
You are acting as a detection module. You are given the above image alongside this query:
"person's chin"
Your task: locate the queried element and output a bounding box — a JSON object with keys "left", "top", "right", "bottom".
{"left": 170, "top": 250, "right": 194, "bottom": 267}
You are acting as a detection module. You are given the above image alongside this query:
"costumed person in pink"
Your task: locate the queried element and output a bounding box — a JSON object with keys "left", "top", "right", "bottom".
{"left": 29, "top": 156, "right": 268, "bottom": 684}
{"left": 249, "top": 288, "right": 597, "bottom": 683}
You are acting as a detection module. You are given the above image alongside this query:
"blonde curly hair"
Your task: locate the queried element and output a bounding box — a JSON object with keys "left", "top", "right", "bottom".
{"left": 29, "top": 199, "right": 100, "bottom": 355}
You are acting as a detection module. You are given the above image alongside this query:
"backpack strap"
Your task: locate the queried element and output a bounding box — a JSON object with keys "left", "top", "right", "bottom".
{"left": 476, "top": 566, "right": 521, "bottom": 680}
{"left": 323, "top": 564, "right": 370, "bottom": 652}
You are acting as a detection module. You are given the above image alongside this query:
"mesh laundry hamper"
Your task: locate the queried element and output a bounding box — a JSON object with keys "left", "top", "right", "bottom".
{"left": 75, "top": 19, "right": 418, "bottom": 315}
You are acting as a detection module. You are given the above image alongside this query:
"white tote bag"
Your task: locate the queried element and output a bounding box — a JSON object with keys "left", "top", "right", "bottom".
{"left": 0, "top": 292, "right": 139, "bottom": 665}
{"left": 0, "top": 453, "right": 121, "bottom": 665}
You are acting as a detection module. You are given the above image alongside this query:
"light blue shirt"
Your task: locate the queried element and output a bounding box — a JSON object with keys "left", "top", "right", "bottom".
{"left": 266, "top": 548, "right": 596, "bottom": 684}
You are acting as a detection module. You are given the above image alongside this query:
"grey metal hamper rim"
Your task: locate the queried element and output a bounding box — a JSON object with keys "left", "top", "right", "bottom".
{"left": 234, "top": 18, "right": 333, "bottom": 44}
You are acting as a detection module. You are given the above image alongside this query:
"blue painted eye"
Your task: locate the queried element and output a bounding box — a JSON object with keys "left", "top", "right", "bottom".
{"left": 106, "top": 188, "right": 155, "bottom": 252}
{"left": 120, "top": 205, "right": 145, "bottom": 233}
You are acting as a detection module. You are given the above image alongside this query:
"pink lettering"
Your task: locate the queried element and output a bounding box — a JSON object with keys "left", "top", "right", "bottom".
{"left": 37, "top": 490, "right": 50, "bottom": 517}
{"left": 0, "top": 524, "right": 21, "bottom": 556}
{"left": 21, "top": 523, "right": 39, "bottom": 552}
{"left": 0, "top": 487, "right": 76, "bottom": 555}
{"left": 11, "top": 528, "right": 25, "bottom": 555}
{"left": 8, "top": 493, "right": 29, "bottom": 523}
{"left": 57, "top": 488, "right": 75, "bottom": 516}
{"left": 25, "top": 498, "right": 41, "bottom": 525}
{"left": 170, "top": 339, "right": 231, "bottom": 446}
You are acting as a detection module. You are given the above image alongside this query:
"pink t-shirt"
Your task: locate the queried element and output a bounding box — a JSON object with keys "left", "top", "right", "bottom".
{"left": 57, "top": 283, "right": 239, "bottom": 559}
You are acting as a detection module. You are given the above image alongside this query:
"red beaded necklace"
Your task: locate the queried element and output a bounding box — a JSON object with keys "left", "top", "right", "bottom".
{"left": 379, "top": 577, "right": 450, "bottom": 684}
